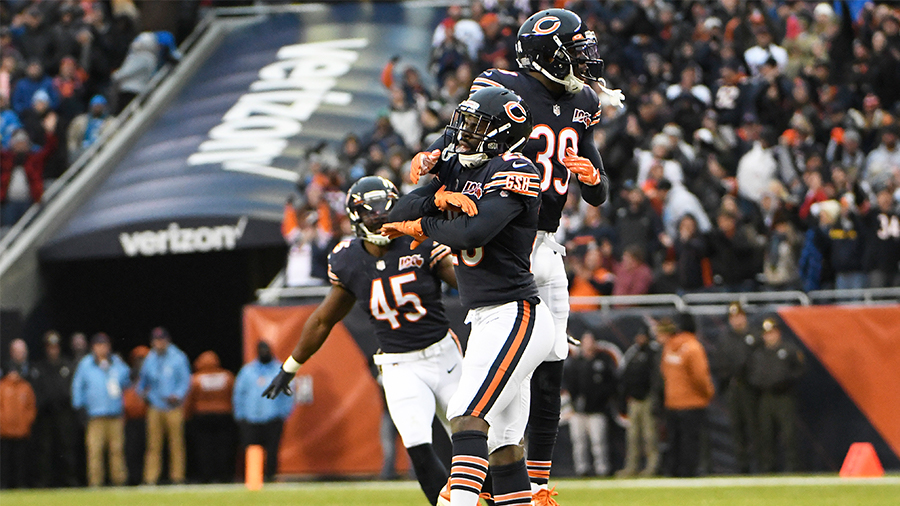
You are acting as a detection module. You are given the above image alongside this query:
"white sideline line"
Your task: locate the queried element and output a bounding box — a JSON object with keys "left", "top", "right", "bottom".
{"left": 42, "top": 475, "right": 900, "bottom": 495}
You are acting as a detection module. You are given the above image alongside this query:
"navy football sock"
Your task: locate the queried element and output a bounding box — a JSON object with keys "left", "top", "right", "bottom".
{"left": 526, "top": 360, "right": 564, "bottom": 486}
{"left": 490, "top": 459, "right": 532, "bottom": 506}
{"left": 406, "top": 443, "right": 448, "bottom": 506}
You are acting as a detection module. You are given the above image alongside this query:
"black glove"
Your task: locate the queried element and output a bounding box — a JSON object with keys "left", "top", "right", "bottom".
{"left": 262, "top": 367, "right": 295, "bottom": 399}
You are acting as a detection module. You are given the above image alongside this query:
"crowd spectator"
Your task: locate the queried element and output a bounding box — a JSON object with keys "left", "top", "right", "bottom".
{"left": 563, "top": 331, "right": 618, "bottom": 477}
{"left": 615, "top": 322, "right": 661, "bottom": 478}
{"left": 657, "top": 315, "right": 714, "bottom": 477}
{"left": 33, "top": 331, "right": 79, "bottom": 488}
{"left": 138, "top": 326, "right": 191, "bottom": 486}
{"left": 747, "top": 318, "right": 805, "bottom": 473}
{"left": 713, "top": 302, "right": 760, "bottom": 474}
{"left": 66, "top": 94, "right": 111, "bottom": 163}
{"left": 233, "top": 341, "right": 294, "bottom": 482}
{"left": 612, "top": 245, "right": 654, "bottom": 296}
{"left": 1, "top": 114, "right": 57, "bottom": 228}
{"left": 70, "top": 332, "right": 130, "bottom": 487}
{"left": 122, "top": 346, "right": 149, "bottom": 486}
{"left": 184, "top": 350, "right": 235, "bottom": 484}
{"left": 0, "top": 364, "right": 37, "bottom": 489}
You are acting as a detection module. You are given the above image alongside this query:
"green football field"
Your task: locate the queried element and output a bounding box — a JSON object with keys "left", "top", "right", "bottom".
{"left": 1, "top": 476, "right": 898, "bottom": 506}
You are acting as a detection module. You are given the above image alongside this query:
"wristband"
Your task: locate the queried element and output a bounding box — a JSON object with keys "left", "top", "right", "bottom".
{"left": 283, "top": 356, "right": 302, "bottom": 373}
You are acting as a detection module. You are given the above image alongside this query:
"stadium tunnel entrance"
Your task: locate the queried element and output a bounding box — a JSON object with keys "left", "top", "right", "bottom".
{"left": 40, "top": 246, "right": 286, "bottom": 373}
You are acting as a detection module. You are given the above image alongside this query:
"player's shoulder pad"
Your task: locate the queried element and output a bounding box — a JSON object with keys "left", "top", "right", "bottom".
{"left": 469, "top": 68, "right": 520, "bottom": 95}
{"left": 326, "top": 237, "right": 357, "bottom": 285}
{"left": 484, "top": 155, "right": 541, "bottom": 198}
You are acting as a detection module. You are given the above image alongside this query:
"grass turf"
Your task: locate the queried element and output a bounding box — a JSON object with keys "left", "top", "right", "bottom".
{"left": 1, "top": 477, "right": 898, "bottom": 506}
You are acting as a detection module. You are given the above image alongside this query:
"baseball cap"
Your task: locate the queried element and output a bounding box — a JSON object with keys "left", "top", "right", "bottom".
{"left": 762, "top": 318, "right": 778, "bottom": 332}
{"left": 44, "top": 331, "right": 61, "bottom": 346}
{"left": 91, "top": 332, "right": 110, "bottom": 345}
{"left": 151, "top": 326, "right": 170, "bottom": 340}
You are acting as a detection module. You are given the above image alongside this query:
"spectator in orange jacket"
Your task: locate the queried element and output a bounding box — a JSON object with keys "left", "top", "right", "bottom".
{"left": 657, "top": 315, "right": 714, "bottom": 477}
{"left": 184, "top": 351, "right": 235, "bottom": 484}
{"left": 0, "top": 369, "right": 38, "bottom": 489}
{"left": 123, "top": 345, "right": 149, "bottom": 485}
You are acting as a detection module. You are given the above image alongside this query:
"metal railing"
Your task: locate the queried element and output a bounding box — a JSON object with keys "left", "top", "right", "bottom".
{"left": 256, "top": 280, "right": 899, "bottom": 309}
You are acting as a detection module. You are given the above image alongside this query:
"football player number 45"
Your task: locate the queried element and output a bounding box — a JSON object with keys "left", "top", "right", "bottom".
{"left": 370, "top": 272, "right": 427, "bottom": 329}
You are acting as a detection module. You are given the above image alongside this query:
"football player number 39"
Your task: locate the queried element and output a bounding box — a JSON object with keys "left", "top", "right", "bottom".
{"left": 531, "top": 125, "right": 577, "bottom": 194}
{"left": 370, "top": 272, "right": 427, "bottom": 329}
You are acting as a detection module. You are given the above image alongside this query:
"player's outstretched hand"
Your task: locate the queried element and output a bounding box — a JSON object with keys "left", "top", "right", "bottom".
{"left": 262, "top": 368, "right": 295, "bottom": 399}
{"left": 434, "top": 185, "right": 478, "bottom": 216}
{"left": 410, "top": 149, "right": 440, "bottom": 185}
{"left": 563, "top": 147, "right": 601, "bottom": 185}
{"left": 381, "top": 218, "right": 427, "bottom": 249}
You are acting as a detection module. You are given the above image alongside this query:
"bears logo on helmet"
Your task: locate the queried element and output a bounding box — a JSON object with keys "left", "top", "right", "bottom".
{"left": 516, "top": 8, "right": 604, "bottom": 94}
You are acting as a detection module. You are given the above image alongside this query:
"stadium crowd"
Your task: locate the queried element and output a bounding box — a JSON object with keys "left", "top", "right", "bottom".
{"left": 1, "top": 0, "right": 183, "bottom": 232}
{"left": 284, "top": 0, "right": 900, "bottom": 298}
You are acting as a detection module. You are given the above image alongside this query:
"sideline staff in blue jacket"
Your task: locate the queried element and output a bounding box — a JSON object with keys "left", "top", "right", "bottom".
{"left": 234, "top": 341, "right": 293, "bottom": 481}
{"left": 137, "top": 327, "right": 190, "bottom": 485}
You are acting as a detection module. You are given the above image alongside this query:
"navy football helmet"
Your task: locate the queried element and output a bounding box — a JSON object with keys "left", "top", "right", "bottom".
{"left": 346, "top": 176, "right": 399, "bottom": 246}
{"left": 516, "top": 8, "right": 604, "bottom": 93}
{"left": 445, "top": 86, "right": 533, "bottom": 168}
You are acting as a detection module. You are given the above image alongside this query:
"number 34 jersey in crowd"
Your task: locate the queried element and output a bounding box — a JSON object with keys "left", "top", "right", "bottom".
{"left": 470, "top": 68, "right": 603, "bottom": 232}
{"left": 327, "top": 236, "right": 452, "bottom": 353}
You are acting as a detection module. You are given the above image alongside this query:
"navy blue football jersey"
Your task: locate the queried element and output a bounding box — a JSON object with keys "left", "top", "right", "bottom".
{"left": 470, "top": 69, "right": 603, "bottom": 232}
{"left": 420, "top": 153, "right": 542, "bottom": 309}
{"left": 327, "top": 236, "right": 452, "bottom": 353}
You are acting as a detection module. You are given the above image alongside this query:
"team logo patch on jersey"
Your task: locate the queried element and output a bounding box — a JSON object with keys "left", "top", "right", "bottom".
{"left": 462, "top": 181, "right": 483, "bottom": 199}
{"left": 376, "top": 260, "right": 386, "bottom": 271}
{"left": 398, "top": 254, "right": 424, "bottom": 270}
{"left": 572, "top": 108, "right": 592, "bottom": 127}
{"left": 553, "top": 104, "right": 561, "bottom": 116}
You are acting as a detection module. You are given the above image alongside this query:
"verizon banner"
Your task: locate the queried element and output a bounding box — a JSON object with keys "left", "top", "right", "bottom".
{"left": 41, "top": 4, "right": 440, "bottom": 261}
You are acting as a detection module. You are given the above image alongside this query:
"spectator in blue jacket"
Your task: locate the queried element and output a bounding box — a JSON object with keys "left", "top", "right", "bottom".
{"left": 138, "top": 326, "right": 190, "bottom": 485}
{"left": 11, "top": 59, "right": 58, "bottom": 114}
{"left": 71, "top": 332, "right": 130, "bottom": 487}
{"left": 233, "top": 341, "right": 294, "bottom": 482}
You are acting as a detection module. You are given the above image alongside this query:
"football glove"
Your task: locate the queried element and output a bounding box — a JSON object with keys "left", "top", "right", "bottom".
{"left": 381, "top": 218, "right": 427, "bottom": 249}
{"left": 262, "top": 367, "right": 295, "bottom": 399}
{"left": 563, "top": 147, "right": 601, "bottom": 186}
{"left": 434, "top": 185, "right": 478, "bottom": 216}
{"left": 409, "top": 149, "right": 440, "bottom": 185}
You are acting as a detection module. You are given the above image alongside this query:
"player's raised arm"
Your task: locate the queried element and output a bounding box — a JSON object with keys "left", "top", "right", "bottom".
{"left": 261, "top": 284, "right": 356, "bottom": 399}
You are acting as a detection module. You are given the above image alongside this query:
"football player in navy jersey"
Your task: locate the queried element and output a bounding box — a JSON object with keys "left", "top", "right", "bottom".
{"left": 262, "top": 176, "right": 461, "bottom": 506}
{"left": 383, "top": 86, "right": 555, "bottom": 506}
{"left": 409, "top": 9, "right": 624, "bottom": 503}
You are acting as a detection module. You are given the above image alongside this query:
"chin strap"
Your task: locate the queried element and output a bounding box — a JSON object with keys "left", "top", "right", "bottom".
{"left": 597, "top": 78, "right": 625, "bottom": 108}
{"left": 457, "top": 152, "right": 490, "bottom": 168}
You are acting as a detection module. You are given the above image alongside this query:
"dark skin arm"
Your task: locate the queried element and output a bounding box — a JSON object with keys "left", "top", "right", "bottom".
{"left": 289, "top": 284, "right": 357, "bottom": 363}
{"left": 434, "top": 254, "right": 458, "bottom": 289}
{"left": 262, "top": 283, "right": 357, "bottom": 399}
